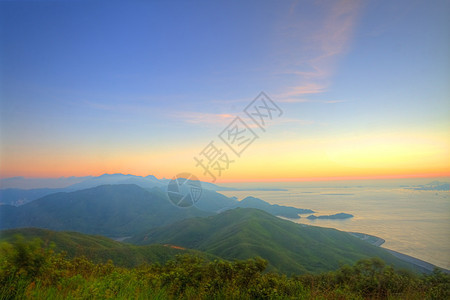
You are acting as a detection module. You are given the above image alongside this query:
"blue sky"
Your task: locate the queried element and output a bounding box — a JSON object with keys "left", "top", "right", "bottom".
{"left": 0, "top": 0, "right": 449, "bottom": 181}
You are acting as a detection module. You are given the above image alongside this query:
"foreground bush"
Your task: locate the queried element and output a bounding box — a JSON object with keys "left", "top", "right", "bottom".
{"left": 0, "top": 238, "right": 448, "bottom": 299}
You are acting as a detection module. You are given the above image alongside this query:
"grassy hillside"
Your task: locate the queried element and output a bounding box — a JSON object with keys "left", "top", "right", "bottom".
{"left": 129, "top": 208, "right": 428, "bottom": 274}
{"left": 0, "top": 228, "right": 215, "bottom": 267}
{"left": 1, "top": 215, "right": 447, "bottom": 298}
{"left": 0, "top": 184, "right": 211, "bottom": 236}
{"left": 2, "top": 235, "right": 448, "bottom": 299}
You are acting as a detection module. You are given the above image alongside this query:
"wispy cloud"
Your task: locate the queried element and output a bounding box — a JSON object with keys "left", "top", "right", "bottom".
{"left": 276, "top": 0, "right": 363, "bottom": 102}
{"left": 170, "top": 111, "right": 235, "bottom": 126}
{"left": 277, "top": 83, "right": 326, "bottom": 98}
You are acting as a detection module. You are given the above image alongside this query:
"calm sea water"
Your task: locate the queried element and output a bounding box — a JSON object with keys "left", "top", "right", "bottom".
{"left": 219, "top": 182, "right": 450, "bottom": 269}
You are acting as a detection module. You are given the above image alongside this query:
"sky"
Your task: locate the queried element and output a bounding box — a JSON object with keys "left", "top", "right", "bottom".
{"left": 0, "top": 0, "right": 449, "bottom": 183}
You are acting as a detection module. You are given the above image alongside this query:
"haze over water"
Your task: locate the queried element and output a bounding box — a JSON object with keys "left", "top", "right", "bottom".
{"left": 221, "top": 180, "right": 450, "bottom": 269}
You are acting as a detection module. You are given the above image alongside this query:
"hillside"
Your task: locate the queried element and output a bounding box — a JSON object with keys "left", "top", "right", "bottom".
{"left": 0, "top": 188, "right": 64, "bottom": 206}
{"left": 0, "top": 184, "right": 211, "bottom": 236}
{"left": 128, "top": 208, "right": 430, "bottom": 274}
{"left": 0, "top": 228, "right": 215, "bottom": 267}
{"left": 1, "top": 174, "right": 315, "bottom": 221}
{"left": 0, "top": 184, "right": 317, "bottom": 236}
{"left": 3, "top": 237, "right": 449, "bottom": 300}
{"left": 235, "top": 196, "right": 313, "bottom": 218}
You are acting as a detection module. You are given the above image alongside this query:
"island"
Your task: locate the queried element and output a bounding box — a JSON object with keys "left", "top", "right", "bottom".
{"left": 307, "top": 213, "right": 353, "bottom": 220}
{"left": 405, "top": 181, "right": 449, "bottom": 191}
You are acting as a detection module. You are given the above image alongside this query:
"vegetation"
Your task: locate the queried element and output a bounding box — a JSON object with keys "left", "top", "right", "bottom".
{"left": 0, "top": 228, "right": 216, "bottom": 268}
{"left": 1, "top": 237, "right": 449, "bottom": 299}
{"left": 129, "top": 208, "right": 428, "bottom": 274}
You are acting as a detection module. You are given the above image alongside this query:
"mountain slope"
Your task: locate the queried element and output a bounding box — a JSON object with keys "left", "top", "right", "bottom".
{"left": 0, "top": 174, "right": 310, "bottom": 218}
{"left": 0, "top": 184, "right": 211, "bottom": 236}
{"left": 0, "top": 228, "right": 215, "bottom": 267}
{"left": 235, "top": 196, "right": 313, "bottom": 217}
{"left": 128, "top": 208, "right": 428, "bottom": 274}
{"left": 193, "top": 190, "right": 314, "bottom": 218}
{"left": 0, "top": 188, "right": 64, "bottom": 206}
{"left": 1, "top": 182, "right": 315, "bottom": 228}
{"left": 67, "top": 173, "right": 164, "bottom": 191}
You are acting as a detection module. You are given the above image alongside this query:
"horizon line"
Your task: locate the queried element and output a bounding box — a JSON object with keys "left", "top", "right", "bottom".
{"left": 1, "top": 172, "right": 449, "bottom": 183}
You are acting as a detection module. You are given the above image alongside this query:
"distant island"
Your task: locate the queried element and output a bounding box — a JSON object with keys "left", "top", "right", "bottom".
{"left": 307, "top": 213, "right": 353, "bottom": 220}
{"left": 404, "top": 181, "right": 449, "bottom": 191}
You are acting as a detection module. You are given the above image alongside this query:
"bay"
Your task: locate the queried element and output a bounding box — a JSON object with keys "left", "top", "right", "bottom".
{"left": 220, "top": 181, "right": 450, "bottom": 269}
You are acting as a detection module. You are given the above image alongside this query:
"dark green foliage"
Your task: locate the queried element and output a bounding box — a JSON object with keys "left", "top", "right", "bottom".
{"left": 1, "top": 238, "right": 449, "bottom": 299}
{"left": 129, "top": 208, "right": 426, "bottom": 274}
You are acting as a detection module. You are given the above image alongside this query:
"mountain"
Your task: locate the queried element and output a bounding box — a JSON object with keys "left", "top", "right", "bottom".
{"left": 194, "top": 191, "right": 314, "bottom": 218}
{"left": 0, "top": 184, "right": 316, "bottom": 236}
{"left": 235, "top": 196, "right": 313, "bottom": 218}
{"left": 0, "top": 184, "right": 211, "bottom": 236}
{"left": 0, "top": 228, "right": 215, "bottom": 267}
{"left": 0, "top": 176, "right": 92, "bottom": 189}
{"left": 0, "top": 188, "right": 64, "bottom": 206}
{"left": 194, "top": 189, "right": 237, "bottom": 212}
{"left": 128, "top": 208, "right": 430, "bottom": 274}
{"left": 1, "top": 179, "right": 315, "bottom": 220}
{"left": 0, "top": 173, "right": 289, "bottom": 206}
{"left": 0, "top": 174, "right": 164, "bottom": 206}
{"left": 67, "top": 173, "right": 164, "bottom": 191}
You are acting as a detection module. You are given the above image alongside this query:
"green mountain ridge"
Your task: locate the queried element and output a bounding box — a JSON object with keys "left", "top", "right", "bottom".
{"left": 0, "top": 228, "right": 216, "bottom": 267}
{"left": 128, "top": 208, "right": 431, "bottom": 274}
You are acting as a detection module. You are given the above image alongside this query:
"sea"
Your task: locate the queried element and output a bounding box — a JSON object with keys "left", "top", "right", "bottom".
{"left": 219, "top": 178, "right": 450, "bottom": 270}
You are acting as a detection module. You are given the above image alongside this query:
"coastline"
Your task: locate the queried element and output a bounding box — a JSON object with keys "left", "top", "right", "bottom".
{"left": 279, "top": 216, "right": 449, "bottom": 273}
{"left": 349, "top": 231, "right": 449, "bottom": 274}
{"left": 383, "top": 248, "right": 448, "bottom": 274}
